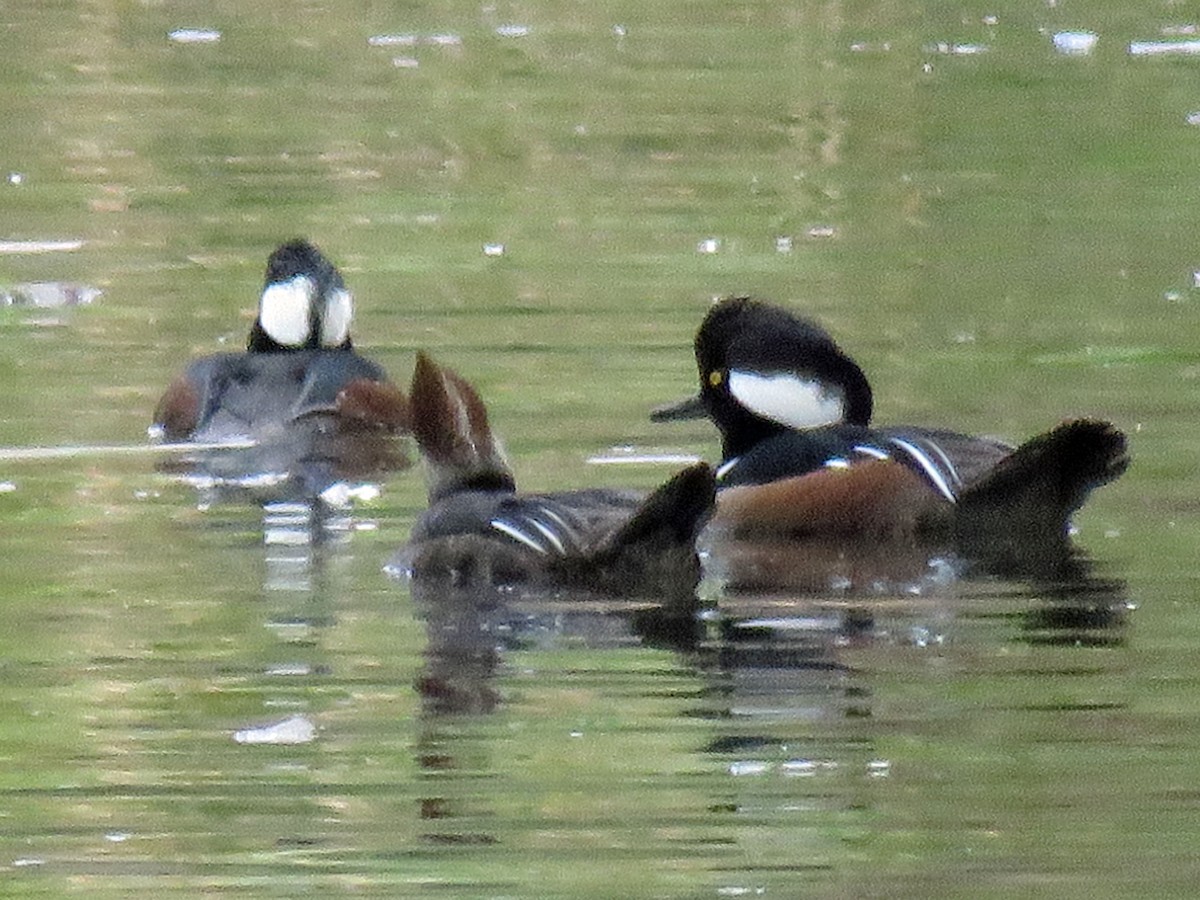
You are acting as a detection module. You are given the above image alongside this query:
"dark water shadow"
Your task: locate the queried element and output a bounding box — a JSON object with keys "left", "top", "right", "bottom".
{"left": 411, "top": 580, "right": 703, "bottom": 718}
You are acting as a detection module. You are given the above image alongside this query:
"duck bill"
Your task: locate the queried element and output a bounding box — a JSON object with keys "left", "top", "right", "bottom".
{"left": 650, "top": 393, "right": 707, "bottom": 422}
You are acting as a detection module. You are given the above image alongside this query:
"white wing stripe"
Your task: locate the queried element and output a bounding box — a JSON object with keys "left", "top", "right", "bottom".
{"left": 489, "top": 518, "right": 550, "bottom": 554}
{"left": 715, "top": 457, "right": 741, "bottom": 479}
{"left": 523, "top": 515, "right": 569, "bottom": 555}
{"left": 887, "top": 437, "right": 958, "bottom": 503}
{"left": 913, "top": 437, "right": 962, "bottom": 488}
{"left": 852, "top": 443, "right": 890, "bottom": 460}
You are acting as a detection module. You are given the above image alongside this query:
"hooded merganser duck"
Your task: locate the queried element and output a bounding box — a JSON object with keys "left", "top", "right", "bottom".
{"left": 654, "top": 296, "right": 1128, "bottom": 558}
{"left": 389, "top": 352, "right": 715, "bottom": 602}
{"left": 152, "top": 240, "right": 410, "bottom": 488}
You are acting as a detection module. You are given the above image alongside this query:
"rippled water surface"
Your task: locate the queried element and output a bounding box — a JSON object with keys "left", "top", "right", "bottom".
{"left": 1, "top": 2, "right": 1197, "bottom": 896}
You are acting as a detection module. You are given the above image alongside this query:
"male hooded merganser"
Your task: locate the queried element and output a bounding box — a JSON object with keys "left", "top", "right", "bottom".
{"left": 389, "top": 352, "right": 715, "bottom": 601}
{"left": 152, "top": 240, "right": 410, "bottom": 488}
{"left": 654, "top": 297, "right": 1128, "bottom": 559}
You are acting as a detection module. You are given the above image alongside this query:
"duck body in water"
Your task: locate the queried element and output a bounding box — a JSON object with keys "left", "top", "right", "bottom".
{"left": 654, "top": 296, "right": 1128, "bottom": 576}
{"left": 151, "top": 240, "right": 409, "bottom": 495}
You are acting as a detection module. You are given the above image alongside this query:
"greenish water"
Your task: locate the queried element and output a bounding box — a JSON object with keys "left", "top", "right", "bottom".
{"left": 0, "top": 1, "right": 1196, "bottom": 896}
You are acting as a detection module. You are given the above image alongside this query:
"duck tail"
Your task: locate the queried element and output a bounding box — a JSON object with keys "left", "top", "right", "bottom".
{"left": 954, "top": 419, "right": 1128, "bottom": 564}
{"left": 558, "top": 462, "right": 716, "bottom": 598}
{"left": 409, "top": 351, "right": 516, "bottom": 501}
{"left": 601, "top": 462, "right": 716, "bottom": 553}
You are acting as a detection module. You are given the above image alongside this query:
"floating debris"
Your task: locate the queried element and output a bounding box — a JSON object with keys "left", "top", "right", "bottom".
{"left": 729, "top": 758, "right": 843, "bottom": 778}
{"left": 1, "top": 282, "right": 101, "bottom": 308}
{"left": 782, "top": 759, "right": 840, "bottom": 777}
{"left": 1162, "top": 24, "right": 1199, "bottom": 36}
{"left": 729, "top": 761, "right": 770, "bottom": 777}
{"left": 806, "top": 225, "right": 837, "bottom": 239}
{"left": 737, "top": 616, "right": 845, "bottom": 632}
{"left": 495, "top": 24, "right": 531, "bottom": 38}
{"left": 0, "top": 239, "right": 83, "bottom": 254}
{"left": 697, "top": 237, "right": 720, "bottom": 254}
{"left": 1129, "top": 39, "right": 1200, "bottom": 56}
{"left": 775, "top": 236, "right": 793, "bottom": 253}
{"left": 927, "top": 42, "right": 989, "bottom": 56}
{"left": 8, "top": 173, "right": 22, "bottom": 185}
{"left": 0, "top": 482, "right": 15, "bottom": 493}
{"left": 392, "top": 56, "right": 419, "bottom": 68}
{"left": 319, "top": 481, "right": 381, "bottom": 507}
{"left": 1053, "top": 31, "right": 1098, "bottom": 55}
{"left": 483, "top": 242, "right": 505, "bottom": 257}
{"left": 909, "top": 625, "right": 944, "bottom": 648}
{"left": 586, "top": 447, "right": 703, "bottom": 466}
{"left": 368, "top": 32, "right": 461, "bottom": 48}
{"left": 368, "top": 33, "right": 418, "bottom": 47}
{"left": 168, "top": 28, "right": 221, "bottom": 44}
{"left": 233, "top": 714, "right": 317, "bottom": 745}
{"left": 265, "top": 664, "right": 313, "bottom": 677}
{"left": 781, "top": 760, "right": 818, "bottom": 777}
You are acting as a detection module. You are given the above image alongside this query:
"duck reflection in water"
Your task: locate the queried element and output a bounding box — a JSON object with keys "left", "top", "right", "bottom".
{"left": 150, "top": 239, "right": 410, "bottom": 502}
{"left": 689, "top": 566, "right": 1130, "bottom": 812}
{"left": 408, "top": 577, "right": 703, "bottom": 847}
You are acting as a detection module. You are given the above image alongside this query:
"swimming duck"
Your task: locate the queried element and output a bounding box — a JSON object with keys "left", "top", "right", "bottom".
{"left": 654, "top": 296, "right": 1128, "bottom": 566}
{"left": 152, "top": 240, "right": 409, "bottom": 491}
{"left": 390, "top": 351, "right": 714, "bottom": 603}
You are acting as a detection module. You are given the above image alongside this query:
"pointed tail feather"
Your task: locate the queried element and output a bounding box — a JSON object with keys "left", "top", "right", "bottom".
{"left": 410, "top": 351, "right": 515, "bottom": 500}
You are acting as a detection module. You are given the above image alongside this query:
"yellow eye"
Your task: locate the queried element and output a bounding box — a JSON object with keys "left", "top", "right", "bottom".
{"left": 708, "top": 370, "right": 723, "bottom": 387}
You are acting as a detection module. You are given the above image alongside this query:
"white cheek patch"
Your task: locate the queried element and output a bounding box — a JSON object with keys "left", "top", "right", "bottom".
{"left": 320, "top": 287, "right": 353, "bottom": 347}
{"left": 728, "top": 369, "right": 845, "bottom": 429}
{"left": 259, "top": 275, "right": 315, "bottom": 347}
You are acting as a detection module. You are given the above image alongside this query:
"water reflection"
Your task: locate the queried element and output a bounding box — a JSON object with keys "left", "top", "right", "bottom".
{"left": 156, "top": 428, "right": 409, "bottom": 504}
{"left": 699, "top": 512, "right": 1115, "bottom": 594}
{"left": 400, "top": 533, "right": 1129, "bottom": 879}
{"left": 178, "top": 491, "right": 388, "bottom": 749}
{"left": 688, "top": 552, "right": 1130, "bottom": 890}
{"left": 408, "top": 577, "right": 702, "bottom": 848}
{"left": 261, "top": 499, "right": 360, "bottom": 594}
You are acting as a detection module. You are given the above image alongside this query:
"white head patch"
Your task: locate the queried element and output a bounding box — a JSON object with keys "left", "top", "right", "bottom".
{"left": 728, "top": 369, "right": 845, "bottom": 429}
{"left": 258, "top": 275, "right": 315, "bottom": 347}
{"left": 320, "top": 287, "right": 353, "bottom": 347}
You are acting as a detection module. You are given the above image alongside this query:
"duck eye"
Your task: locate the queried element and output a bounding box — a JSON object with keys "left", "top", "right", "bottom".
{"left": 708, "top": 370, "right": 723, "bottom": 387}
